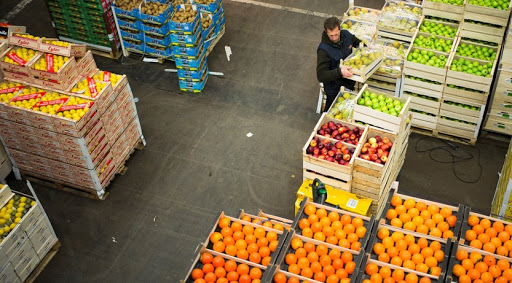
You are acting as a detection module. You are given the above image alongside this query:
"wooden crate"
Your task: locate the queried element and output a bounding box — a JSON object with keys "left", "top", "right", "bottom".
{"left": 352, "top": 127, "right": 402, "bottom": 201}
{"left": 437, "top": 118, "right": 479, "bottom": 139}
{"left": 358, "top": 253, "right": 445, "bottom": 282}
{"left": 353, "top": 84, "right": 411, "bottom": 133}
{"left": 403, "top": 76, "right": 444, "bottom": 92}
{"left": 422, "top": 0, "right": 464, "bottom": 22}
{"left": 377, "top": 15, "right": 423, "bottom": 42}
{"left": 410, "top": 111, "right": 438, "bottom": 130}
{"left": 484, "top": 116, "right": 512, "bottom": 134}
{"left": 341, "top": 49, "right": 384, "bottom": 83}
{"left": 464, "top": 2, "right": 512, "bottom": 27}
{"left": 0, "top": 46, "right": 41, "bottom": 76}
{"left": 28, "top": 53, "right": 77, "bottom": 82}
{"left": 461, "top": 20, "right": 507, "bottom": 39}
{"left": 496, "top": 69, "right": 512, "bottom": 88}
{"left": 402, "top": 85, "right": 442, "bottom": 106}
{"left": 302, "top": 132, "right": 361, "bottom": 192}
{"left": 446, "top": 55, "right": 497, "bottom": 91}
{"left": 313, "top": 113, "right": 369, "bottom": 147}
{"left": 343, "top": 6, "right": 381, "bottom": 23}
{"left": 7, "top": 33, "right": 40, "bottom": 50}
{"left": 404, "top": 47, "right": 449, "bottom": 84}
{"left": 39, "top": 38, "right": 87, "bottom": 57}
{"left": 445, "top": 243, "right": 512, "bottom": 283}
{"left": 237, "top": 209, "right": 293, "bottom": 230}
{"left": 455, "top": 38, "right": 502, "bottom": 62}
{"left": 460, "top": 28, "right": 505, "bottom": 44}
{"left": 440, "top": 97, "right": 483, "bottom": 120}
{"left": 443, "top": 84, "right": 489, "bottom": 104}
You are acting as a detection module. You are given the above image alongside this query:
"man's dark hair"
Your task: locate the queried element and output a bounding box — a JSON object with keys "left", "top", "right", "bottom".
{"left": 324, "top": 17, "right": 341, "bottom": 31}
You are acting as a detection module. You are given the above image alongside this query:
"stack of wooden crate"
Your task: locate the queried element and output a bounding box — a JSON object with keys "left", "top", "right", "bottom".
{"left": 491, "top": 139, "right": 512, "bottom": 220}
{"left": 484, "top": 16, "right": 512, "bottom": 134}
{"left": 403, "top": 17, "right": 460, "bottom": 132}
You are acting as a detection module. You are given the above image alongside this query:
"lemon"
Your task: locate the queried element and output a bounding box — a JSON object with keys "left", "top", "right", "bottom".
{"left": 16, "top": 207, "right": 24, "bottom": 213}
{"left": 0, "top": 219, "right": 5, "bottom": 225}
{"left": 20, "top": 197, "right": 26, "bottom": 203}
{"left": 6, "top": 203, "right": 12, "bottom": 209}
{"left": 3, "top": 214, "right": 10, "bottom": 220}
{"left": 31, "top": 201, "right": 36, "bottom": 207}
{"left": 15, "top": 213, "right": 21, "bottom": 218}
{"left": 0, "top": 230, "right": 3, "bottom": 236}
{"left": 3, "top": 226, "right": 10, "bottom": 233}
{"left": 9, "top": 223, "right": 15, "bottom": 229}
{"left": 8, "top": 199, "right": 13, "bottom": 204}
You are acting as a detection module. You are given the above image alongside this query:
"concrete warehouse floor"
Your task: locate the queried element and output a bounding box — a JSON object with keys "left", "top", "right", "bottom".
{"left": 0, "top": 0, "right": 510, "bottom": 282}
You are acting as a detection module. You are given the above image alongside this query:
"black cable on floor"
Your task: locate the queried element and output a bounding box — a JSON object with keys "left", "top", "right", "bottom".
{"left": 415, "top": 136, "right": 482, "bottom": 183}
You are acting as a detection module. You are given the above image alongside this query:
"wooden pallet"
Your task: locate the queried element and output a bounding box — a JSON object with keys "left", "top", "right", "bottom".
{"left": 25, "top": 240, "right": 61, "bottom": 283}
{"left": 90, "top": 47, "right": 122, "bottom": 60}
{"left": 20, "top": 137, "right": 145, "bottom": 200}
{"left": 411, "top": 126, "right": 477, "bottom": 145}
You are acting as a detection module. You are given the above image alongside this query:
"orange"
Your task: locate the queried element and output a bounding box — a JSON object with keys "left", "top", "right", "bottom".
{"left": 390, "top": 256, "right": 403, "bottom": 266}
{"left": 504, "top": 269, "right": 512, "bottom": 281}
{"left": 343, "top": 224, "right": 356, "bottom": 235}
{"left": 478, "top": 233, "right": 490, "bottom": 244}
{"left": 403, "top": 221, "right": 416, "bottom": 231}
{"left": 370, "top": 273, "right": 383, "bottom": 283}
{"left": 391, "top": 195, "right": 403, "bottom": 207}
{"left": 446, "top": 215, "right": 457, "bottom": 228}
{"left": 366, "top": 263, "right": 379, "bottom": 275}
{"left": 245, "top": 234, "right": 256, "bottom": 244}
{"left": 499, "top": 231, "right": 510, "bottom": 242}
{"left": 253, "top": 227, "right": 266, "bottom": 239}
{"left": 429, "top": 228, "right": 442, "bottom": 238}
{"left": 323, "top": 265, "right": 335, "bottom": 277}
{"left": 483, "top": 255, "right": 495, "bottom": 267}
{"left": 466, "top": 230, "right": 477, "bottom": 241}
{"left": 273, "top": 272, "right": 286, "bottom": 283}
{"left": 432, "top": 214, "right": 444, "bottom": 224}
{"left": 467, "top": 269, "right": 481, "bottom": 280}
{"left": 259, "top": 246, "right": 271, "bottom": 258}
{"left": 341, "top": 251, "right": 353, "bottom": 263}
{"left": 412, "top": 216, "right": 424, "bottom": 227}
{"left": 311, "top": 261, "right": 322, "bottom": 273}
{"left": 323, "top": 226, "right": 335, "bottom": 237}
{"left": 387, "top": 247, "right": 399, "bottom": 258}
{"left": 473, "top": 224, "right": 485, "bottom": 235}
{"left": 437, "top": 222, "right": 449, "bottom": 232}
{"left": 225, "top": 245, "right": 237, "bottom": 256}
{"left": 192, "top": 269, "right": 204, "bottom": 280}
{"left": 257, "top": 237, "right": 269, "bottom": 248}
{"left": 404, "top": 234, "right": 416, "bottom": 245}
{"left": 235, "top": 239, "right": 248, "bottom": 251}
{"left": 345, "top": 261, "right": 356, "bottom": 274}
{"left": 453, "top": 264, "right": 466, "bottom": 277}
{"left": 308, "top": 214, "right": 319, "bottom": 225}
{"left": 347, "top": 233, "right": 359, "bottom": 243}
{"left": 273, "top": 223, "right": 284, "bottom": 232}
{"left": 430, "top": 266, "right": 441, "bottom": 276}
{"left": 313, "top": 231, "right": 326, "bottom": 242}
{"left": 356, "top": 226, "right": 367, "bottom": 238}
{"left": 267, "top": 231, "right": 278, "bottom": 242}
{"left": 300, "top": 267, "right": 313, "bottom": 279}
{"left": 270, "top": 240, "right": 279, "bottom": 252}
{"left": 210, "top": 232, "right": 223, "bottom": 244}
{"left": 316, "top": 208, "right": 327, "bottom": 219}
{"left": 314, "top": 271, "right": 326, "bottom": 282}
{"left": 404, "top": 199, "right": 416, "bottom": 210}
{"left": 335, "top": 229, "right": 347, "bottom": 240}
{"left": 295, "top": 247, "right": 307, "bottom": 259}
{"left": 427, "top": 204, "right": 440, "bottom": 215}
{"left": 336, "top": 268, "right": 349, "bottom": 279}
{"left": 392, "top": 269, "right": 405, "bottom": 281}
{"left": 326, "top": 235, "right": 338, "bottom": 245}
{"left": 395, "top": 205, "right": 407, "bottom": 215}
{"left": 379, "top": 266, "right": 392, "bottom": 278}
{"left": 328, "top": 211, "right": 340, "bottom": 222}
{"left": 212, "top": 256, "right": 225, "bottom": 268}
{"left": 424, "top": 219, "right": 436, "bottom": 229}
{"left": 373, "top": 243, "right": 385, "bottom": 255}
{"left": 400, "top": 250, "right": 412, "bottom": 261}
{"left": 378, "top": 253, "right": 390, "bottom": 263}
{"left": 353, "top": 218, "right": 364, "bottom": 228}
{"left": 440, "top": 207, "right": 452, "bottom": 218}
{"left": 411, "top": 253, "right": 424, "bottom": 265}
{"left": 391, "top": 218, "right": 403, "bottom": 228}
{"left": 204, "top": 272, "right": 216, "bottom": 282}
{"left": 483, "top": 242, "right": 496, "bottom": 253}
{"left": 316, "top": 244, "right": 328, "bottom": 256}
{"left": 493, "top": 221, "right": 505, "bottom": 232}
{"left": 419, "top": 277, "right": 431, "bottom": 283}
{"left": 395, "top": 240, "right": 407, "bottom": 252}
{"left": 332, "top": 220, "right": 343, "bottom": 231}
{"left": 239, "top": 274, "right": 251, "bottom": 283}
{"left": 213, "top": 241, "right": 225, "bottom": 253}
{"left": 408, "top": 208, "right": 420, "bottom": 218}
{"left": 391, "top": 231, "right": 405, "bottom": 242}
{"left": 399, "top": 213, "right": 412, "bottom": 224}
{"left": 421, "top": 247, "right": 433, "bottom": 259}
{"left": 286, "top": 253, "right": 297, "bottom": 265}
{"left": 470, "top": 239, "right": 483, "bottom": 249}
{"left": 304, "top": 204, "right": 317, "bottom": 216}
{"left": 424, "top": 256, "right": 437, "bottom": 268}
{"left": 237, "top": 249, "right": 249, "bottom": 260}
{"left": 461, "top": 259, "right": 474, "bottom": 270}
{"left": 458, "top": 275, "right": 471, "bottom": 283}
{"left": 319, "top": 255, "right": 331, "bottom": 267}
{"left": 468, "top": 215, "right": 480, "bottom": 227}
{"left": 434, "top": 250, "right": 444, "bottom": 262}
{"left": 297, "top": 257, "right": 309, "bottom": 269}
{"left": 480, "top": 218, "right": 491, "bottom": 229}
{"left": 497, "top": 246, "right": 509, "bottom": 256}
{"left": 227, "top": 271, "right": 239, "bottom": 282}
{"left": 486, "top": 228, "right": 498, "bottom": 238}
{"left": 430, "top": 241, "right": 441, "bottom": 251}
{"left": 498, "top": 259, "right": 510, "bottom": 271}
{"left": 488, "top": 265, "right": 501, "bottom": 278}
{"left": 404, "top": 273, "right": 418, "bottom": 283}
{"left": 224, "top": 260, "right": 237, "bottom": 272}
{"left": 382, "top": 237, "right": 394, "bottom": 249}
{"left": 416, "top": 263, "right": 428, "bottom": 273}
{"left": 329, "top": 249, "right": 341, "bottom": 260}
{"left": 378, "top": 228, "right": 390, "bottom": 240}
{"left": 307, "top": 251, "right": 319, "bottom": 263}
{"left": 338, "top": 238, "right": 350, "bottom": 249}
{"left": 215, "top": 267, "right": 226, "bottom": 278}
{"left": 340, "top": 214, "right": 352, "bottom": 225}
{"left": 408, "top": 244, "right": 420, "bottom": 255}
{"left": 416, "top": 201, "right": 427, "bottom": 211}
{"left": 420, "top": 210, "right": 431, "bottom": 220}
{"left": 233, "top": 231, "right": 245, "bottom": 241}
{"left": 303, "top": 242, "right": 315, "bottom": 253}
{"left": 302, "top": 228, "right": 313, "bottom": 238}
{"left": 218, "top": 217, "right": 231, "bottom": 228}
{"left": 291, "top": 238, "right": 303, "bottom": 250}
{"left": 443, "top": 230, "right": 454, "bottom": 239}
{"left": 320, "top": 217, "right": 332, "bottom": 228}
{"left": 470, "top": 252, "right": 483, "bottom": 264}
{"left": 417, "top": 238, "right": 429, "bottom": 249}
{"left": 249, "top": 267, "right": 262, "bottom": 279}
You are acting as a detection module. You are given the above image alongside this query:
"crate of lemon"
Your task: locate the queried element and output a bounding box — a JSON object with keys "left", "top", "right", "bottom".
{"left": 0, "top": 46, "right": 40, "bottom": 76}
{"left": 0, "top": 189, "right": 39, "bottom": 246}
{"left": 70, "top": 75, "right": 115, "bottom": 112}
{"left": 39, "top": 39, "right": 87, "bottom": 57}
{"left": 29, "top": 52, "right": 78, "bottom": 84}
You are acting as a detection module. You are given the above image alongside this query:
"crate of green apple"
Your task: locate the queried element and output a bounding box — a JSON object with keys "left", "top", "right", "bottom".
{"left": 423, "top": 0, "right": 464, "bottom": 13}
{"left": 314, "top": 113, "right": 368, "bottom": 146}
{"left": 413, "top": 32, "right": 456, "bottom": 54}
{"left": 461, "top": 19, "right": 506, "bottom": 40}
{"left": 454, "top": 38, "right": 499, "bottom": 62}
{"left": 443, "top": 83, "right": 489, "bottom": 105}
{"left": 409, "top": 108, "right": 439, "bottom": 130}
{"left": 419, "top": 18, "right": 459, "bottom": 39}
{"left": 405, "top": 46, "right": 449, "bottom": 82}
{"left": 464, "top": 0, "right": 511, "bottom": 27}
{"left": 437, "top": 115, "right": 479, "bottom": 139}
{"left": 326, "top": 89, "right": 357, "bottom": 121}
{"left": 403, "top": 75, "right": 444, "bottom": 93}
{"left": 441, "top": 98, "right": 482, "bottom": 118}
{"left": 447, "top": 55, "right": 496, "bottom": 87}
{"left": 353, "top": 84, "right": 410, "bottom": 133}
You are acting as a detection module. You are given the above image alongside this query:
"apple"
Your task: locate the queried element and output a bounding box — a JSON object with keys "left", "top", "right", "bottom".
{"left": 361, "top": 147, "right": 368, "bottom": 154}
{"left": 310, "top": 140, "right": 317, "bottom": 147}
{"left": 381, "top": 156, "right": 388, "bottom": 163}
{"left": 370, "top": 154, "right": 378, "bottom": 161}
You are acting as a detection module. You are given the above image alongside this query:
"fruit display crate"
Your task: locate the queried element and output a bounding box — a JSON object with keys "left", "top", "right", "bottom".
{"left": 443, "top": 84, "right": 489, "bottom": 105}
{"left": 367, "top": 221, "right": 453, "bottom": 280}
{"left": 343, "top": 6, "right": 381, "bottom": 23}
{"left": 357, "top": 252, "right": 445, "bottom": 282}
{"left": 436, "top": 112, "right": 483, "bottom": 141}
{"left": 484, "top": 116, "right": 512, "bottom": 134}
{"left": 402, "top": 85, "right": 442, "bottom": 111}
{"left": 0, "top": 47, "right": 41, "bottom": 76}
{"left": 365, "top": 78, "right": 398, "bottom": 96}
{"left": 463, "top": 1, "right": 512, "bottom": 28}
{"left": 292, "top": 198, "right": 376, "bottom": 252}
{"left": 422, "top": 0, "right": 464, "bottom": 22}
{"left": 0, "top": 184, "right": 60, "bottom": 283}
{"left": 377, "top": 0, "right": 423, "bottom": 43}
{"left": 404, "top": 46, "right": 450, "bottom": 84}
{"left": 8, "top": 33, "right": 88, "bottom": 58}
{"left": 340, "top": 48, "right": 384, "bottom": 83}
{"left": 302, "top": 130, "right": 362, "bottom": 192}
{"left": 440, "top": 97, "right": 483, "bottom": 123}
{"left": 238, "top": 209, "right": 294, "bottom": 231}
{"left": 491, "top": 140, "right": 512, "bottom": 217}
{"left": 351, "top": 125, "right": 409, "bottom": 205}
{"left": 445, "top": 243, "right": 512, "bottom": 283}
{"left": 180, "top": 243, "right": 270, "bottom": 283}
{"left": 204, "top": 211, "right": 288, "bottom": 267}
{"left": 459, "top": 21, "right": 507, "bottom": 45}
{"left": 459, "top": 206, "right": 512, "bottom": 259}
{"left": 379, "top": 189, "right": 464, "bottom": 241}
{"left": 340, "top": 19, "right": 377, "bottom": 46}
{"left": 271, "top": 229, "right": 364, "bottom": 282}
{"left": 446, "top": 54, "right": 497, "bottom": 92}
{"left": 352, "top": 84, "right": 411, "bottom": 133}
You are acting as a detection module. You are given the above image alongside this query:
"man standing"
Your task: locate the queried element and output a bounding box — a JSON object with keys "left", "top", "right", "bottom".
{"left": 317, "top": 17, "right": 361, "bottom": 112}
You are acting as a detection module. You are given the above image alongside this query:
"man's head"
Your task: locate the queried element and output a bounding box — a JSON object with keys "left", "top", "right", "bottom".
{"left": 324, "top": 17, "right": 341, "bottom": 43}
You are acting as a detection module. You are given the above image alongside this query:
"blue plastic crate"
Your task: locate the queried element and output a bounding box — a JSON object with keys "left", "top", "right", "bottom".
{"left": 144, "top": 32, "right": 172, "bottom": 46}
{"left": 123, "top": 39, "right": 144, "bottom": 53}
{"left": 120, "top": 27, "right": 144, "bottom": 41}
{"left": 214, "top": 15, "right": 225, "bottom": 34}
{"left": 117, "top": 17, "right": 143, "bottom": 30}
{"left": 177, "top": 60, "right": 208, "bottom": 81}
{"left": 142, "top": 21, "right": 170, "bottom": 36}
{"left": 179, "top": 72, "right": 208, "bottom": 92}
{"left": 170, "top": 23, "right": 201, "bottom": 45}
{"left": 169, "top": 4, "right": 200, "bottom": 32}
{"left": 171, "top": 36, "right": 204, "bottom": 57}
{"left": 152, "top": 0, "right": 170, "bottom": 3}
{"left": 113, "top": 4, "right": 140, "bottom": 19}
{"left": 145, "top": 43, "right": 173, "bottom": 57}
{"left": 175, "top": 47, "right": 206, "bottom": 69}
{"left": 194, "top": 0, "right": 221, "bottom": 13}
{"left": 140, "top": 1, "right": 172, "bottom": 24}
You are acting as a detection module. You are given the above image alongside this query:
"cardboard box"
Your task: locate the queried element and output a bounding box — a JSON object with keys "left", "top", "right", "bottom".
{"left": 39, "top": 38, "right": 87, "bottom": 57}
{"left": 7, "top": 33, "right": 39, "bottom": 50}
{"left": 1, "top": 70, "right": 34, "bottom": 84}
{"left": 29, "top": 53, "right": 77, "bottom": 82}
{"left": 31, "top": 67, "right": 79, "bottom": 91}
{"left": 0, "top": 47, "right": 40, "bottom": 75}
{"left": 36, "top": 235, "right": 57, "bottom": 258}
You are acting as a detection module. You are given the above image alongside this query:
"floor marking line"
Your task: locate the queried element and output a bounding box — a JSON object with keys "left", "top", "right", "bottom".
{"left": 230, "top": 0, "right": 337, "bottom": 18}
{"left": 1, "top": 0, "right": 34, "bottom": 22}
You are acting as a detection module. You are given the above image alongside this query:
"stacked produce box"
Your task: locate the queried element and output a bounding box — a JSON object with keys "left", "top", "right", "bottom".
{"left": 45, "top": 0, "right": 122, "bottom": 57}
{"left": 484, "top": 15, "right": 512, "bottom": 134}
{"left": 0, "top": 184, "right": 59, "bottom": 282}
{"left": 403, "top": 17, "right": 459, "bottom": 132}
{"left": 0, "top": 33, "right": 144, "bottom": 199}
{"left": 491, "top": 140, "right": 512, "bottom": 220}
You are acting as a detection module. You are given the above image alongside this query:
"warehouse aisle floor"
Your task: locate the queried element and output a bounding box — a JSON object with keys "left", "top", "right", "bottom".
{"left": 0, "top": 0, "right": 510, "bottom": 282}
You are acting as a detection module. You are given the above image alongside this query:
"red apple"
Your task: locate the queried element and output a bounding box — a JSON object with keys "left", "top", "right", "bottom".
{"left": 335, "top": 141, "right": 343, "bottom": 149}
{"left": 327, "top": 157, "right": 334, "bottom": 162}
{"left": 343, "top": 154, "right": 351, "bottom": 161}
{"left": 387, "top": 142, "right": 393, "bottom": 148}
{"left": 361, "top": 147, "right": 368, "bottom": 154}
{"left": 381, "top": 156, "right": 388, "bottom": 163}
{"left": 318, "top": 143, "right": 324, "bottom": 150}
{"left": 310, "top": 140, "right": 317, "bottom": 147}
{"left": 335, "top": 153, "right": 343, "bottom": 161}
{"left": 341, "top": 133, "right": 350, "bottom": 140}
{"left": 313, "top": 148, "right": 320, "bottom": 155}
{"left": 370, "top": 154, "right": 378, "bottom": 161}
{"left": 321, "top": 139, "right": 330, "bottom": 145}
{"left": 328, "top": 150, "right": 335, "bottom": 157}
{"left": 382, "top": 137, "right": 390, "bottom": 144}
{"left": 364, "top": 142, "right": 371, "bottom": 148}
{"left": 321, "top": 148, "right": 328, "bottom": 155}
{"left": 371, "top": 143, "right": 379, "bottom": 149}
{"left": 382, "top": 151, "right": 389, "bottom": 157}
{"left": 375, "top": 136, "right": 382, "bottom": 142}
{"left": 350, "top": 134, "right": 356, "bottom": 140}
{"left": 321, "top": 123, "right": 328, "bottom": 130}
{"left": 380, "top": 144, "right": 389, "bottom": 151}
{"left": 318, "top": 155, "right": 326, "bottom": 160}
{"left": 368, "top": 147, "right": 377, "bottom": 154}
{"left": 378, "top": 141, "right": 383, "bottom": 147}
{"left": 362, "top": 155, "right": 371, "bottom": 161}
{"left": 375, "top": 159, "right": 382, "bottom": 164}
{"left": 332, "top": 130, "right": 339, "bottom": 137}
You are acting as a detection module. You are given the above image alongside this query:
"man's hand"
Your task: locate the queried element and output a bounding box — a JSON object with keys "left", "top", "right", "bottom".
{"left": 341, "top": 66, "right": 353, "bottom": 77}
